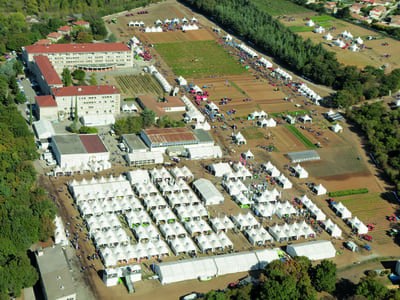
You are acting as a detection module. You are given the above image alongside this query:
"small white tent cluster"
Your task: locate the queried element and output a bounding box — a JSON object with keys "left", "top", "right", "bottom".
{"left": 195, "top": 232, "right": 233, "bottom": 253}
{"left": 341, "top": 30, "right": 353, "bottom": 40}
{"left": 231, "top": 212, "right": 260, "bottom": 231}
{"left": 268, "top": 220, "right": 315, "bottom": 242}
{"left": 262, "top": 161, "right": 280, "bottom": 177}
{"left": 253, "top": 201, "right": 297, "bottom": 219}
{"left": 257, "top": 118, "right": 277, "bottom": 128}
{"left": 181, "top": 95, "right": 205, "bottom": 123}
{"left": 306, "top": 19, "right": 315, "bottom": 27}
{"left": 249, "top": 110, "right": 267, "bottom": 120}
{"left": 253, "top": 188, "right": 281, "bottom": 204}
{"left": 334, "top": 39, "right": 346, "bottom": 48}
{"left": 275, "top": 173, "right": 293, "bottom": 189}
{"left": 128, "top": 21, "right": 145, "bottom": 27}
{"left": 210, "top": 216, "right": 235, "bottom": 233}
{"left": 297, "top": 83, "right": 322, "bottom": 105}
{"left": 324, "top": 33, "right": 333, "bottom": 41}
{"left": 145, "top": 26, "right": 163, "bottom": 33}
{"left": 148, "top": 65, "right": 172, "bottom": 93}
{"left": 237, "top": 43, "right": 258, "bottom": 58}
{"left": 298, "top": 195, "right": 326, "bottom": 221}
{"left": 348, "top": 217, "right": 368, "bottom": 235}
{"left": 244, "top": 227, "right": 273, "bottom": 246}
{"left": 274, "top": 68, "right": 292, "bottom": 81}
{"left": 257, "top": 57, "right": 273, "bottom": 68}
{"left": 121, "top": 103, "right": 138, "bottom": 113}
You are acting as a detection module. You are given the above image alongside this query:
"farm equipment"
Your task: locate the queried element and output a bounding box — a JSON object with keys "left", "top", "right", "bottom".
{"left": 388, "top": 228, "right": 399, "bottom": 237}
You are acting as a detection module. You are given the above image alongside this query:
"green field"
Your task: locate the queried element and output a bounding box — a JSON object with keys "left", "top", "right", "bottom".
{"left": 155, "top": 41, "right": 246, "bottom": 78}
{"left": 241, "top": 127, "right": 264, "bottom": 140}
{"left": 251, "top": 0, "right": 310, "bottom": 16}
{"left": 285, "top": 125, "right": 317, "bottom": 149}
{"left": 271, "top": 110, "right": 310, "bottom": 117}
{"left": 289, "top": 26, "right": 313, "bottom": 33}
{"left": 311, "top": 15, "right": 335, "bottom": 28}
{"left": 341, "top": 193, "right": 386, "bottom": 220}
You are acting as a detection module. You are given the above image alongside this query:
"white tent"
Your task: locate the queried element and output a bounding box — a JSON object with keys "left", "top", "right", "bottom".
{"left": 176, "top": 76, "right": 187, "bottom": 86}
{"left": 293, "top": 164, "right": 309, "bottom": 179}
{"left": 209, "top": 216, "right": 235, "bottom": 233}
{"left": 314, "top": 26, "right": 325, "bottom": 33}
{"left": 170, "top": 166, "right": 194, "bottom": 181}
{"left": 349, "top": 44, "right": 359, "bottom": 52}
{"left": 184, "top": 219, "right": 213, "bottom": 237}
{"left": 274, "top": 68, "right": 292, "bottom": 81}
{"left": 133, "top": 224, "right": 160, "bottom": 242}
{"left": 332, "top": 202, "right": 352, "bottom": 219}
{"left": 306, "top": 19, "right": 315, "bottom": 27}
{"left": 324, "top": 33, "right": 333, "bottom": 41}
{"left": 275, "top": 174, "right": 292, "bottom": 189}
{"left": 208, "top": 162, "right": 231, "bottom": 177}
{"left": 175, "top": 204, "right": 208, "bottom": 222}
{"left": 348, "top": 216, "right": 368, "bottom": 235}
{"left": 192, "top": 178, "right": 224, "bottom": 205}
{"left": 232, "top": 163, "right": 252, "bottom": 180}
{"left": 275, "top": 201, "right": 298, "bottom": 218}
{"left": 286, "top": 240, "right": 336, "bottom": 260}
{"left": 242, "top": 150, "right": 254, "bottom": 160}
{"left": 262, "top": 161, "right": 280, "bottom": 177}
{"left": 54, "top": 215, "right": 69, "bottom": 246}
{"left": 258, "top": 57, "right": 272, "bottom": 68}
{"left": 299, "top": 114, "right": 312, "bottom": 123}
{"left": 254, "top": 188, "right": 280, "bottom": 204}
{"left": 331, "top": 123, "right": 343, "bottom": 133}
{"left": 355, "top": 37, "right": 364, "bottom": 44}
{"left": 168, "top": 236, "right": 197, "bottom": 255}
{"left": 233, "top": 193, "right": 252, "bottom": 208}
{"left": 342, "top": 30, "right": 353, "bottom": 39}
{"left": 150, "top": 207, "right": 176, "bottom": 225}
{"left": 324, "top": 219, "right": 342, "bottom": 238}
{"left": 194, "top": 120, "right": 211, "bottom": 131}
{"left": 223, "top": 34, "right": 233, "bottom": 41}
{"left": 334, "top": 39, "right": 346, "bottom": 48}
{"left": 313, "top": 184, "right": 327, "bottom": 195}
{"left": 231, "top": 212, "right": 260, "bottom": 231}
{"left": 125, "top": 210, "right": 151, "bottom": 228}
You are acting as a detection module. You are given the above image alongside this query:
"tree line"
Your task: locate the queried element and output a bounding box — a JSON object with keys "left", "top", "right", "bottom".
{"left": 201, "top": 256, "right": 400, "bottom": 300}
{"left": 182, "top": 0, "right": 400, "bottom": 108}
{"left": 0, "top": 61, "right": 56, "bottom": 299}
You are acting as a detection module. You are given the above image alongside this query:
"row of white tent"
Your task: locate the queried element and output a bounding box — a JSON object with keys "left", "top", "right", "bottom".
{"left": 253, "top": 201, "right": 298, "bottom": 219}
{"left": 78, "top": 197, "right": 143, "bottom": 217}
{"left": 154, "top": 17, "right": 198, "bottom": 25}
{"left": 249, "top": 110, "right": 267, "bottom": 119}
{"left": 298, "top": 195, "right": 326, "bottom": 221}
{"left": 257, "top": 118, "right": 277, "bottom": 128}
{"left": 144, "top": 26, "right": 163, "bottom": 33}
{"left": 148, "top": 65, "right": 172, "bottom": 93}
{"left": 181, "top": 95, "right": 206, "bottom": 123}
{"left": 258, "top": 57, "right": 273, "bottom": 68}
{"left": 237, "top": 43, "right": 258, "bottom": 58}
{"left": 209, "top": 162, "right": 253, "bottom": 180}
{"left": 298, "top": 83, "right": 322, "bottom": 105}
{"left": 331, "top": 202, "right": 368, "bottom": 234}
{"left": 182, "top": 24, "right": 199, "bottom": 31}
{"left": 268, "top": 221, "right": 316, "bottom": 242}
{"left": 128, "top": 21, "right": 145, "bottom": 27}
{"left": 273, "top": 68, "right": 293, "bottom": 81}
{"left": 121, "top": 103, "right": 138, "bottom": 112}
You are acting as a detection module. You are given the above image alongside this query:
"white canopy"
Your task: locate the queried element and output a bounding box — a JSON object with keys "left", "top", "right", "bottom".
{"left": 275, "top": 174, "right": 292, "bottom": 189}
{"left": 286, "top": 240, "right": 336, "bottom": 261}
{"left": 313, "top": 184, "right": 327, "bottom": 195}
{"left": 209, "top": 162, "right": 231, "bottom": 177}
{"left": 293, "top": 164, "right": 309, "bottom": 179}
{"left": 331, "top": 123, "right": 343, "bottom": 133}
{"left": 209, "top": 216, "right": 235, "bottom": 232}
{"left": 231, "top": 212, "right": 260, "bottom": 231}
{"left": 348, "top": 216, "right": 368, "bottom": 235}
{"left": 324, "top": 219, "right": 342, "bottom": 238}
{"left": 160, "top": 222, "right": 188, "bottom": 240}
{"left": 332, "top": 202, "right": 352, "bottom": 219}
{"left": 245, "top": 227, "right": 273, "bottom": 246}
{"left": 184, "top": 219, "right": 212, "bottom": 237}
{"left": 168, "top": 236, "right": 197, "bottom": 255}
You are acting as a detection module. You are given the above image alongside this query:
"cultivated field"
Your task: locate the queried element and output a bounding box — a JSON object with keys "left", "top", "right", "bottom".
{"left": 251, "top": 0, "right": 310, "bottom": 16}
{"left": 278, "top": 12, "right": 400, "bottom": 71}
{"left": 115, "top": 74, "right": 164, "bottom": 96}
{"left": 154, "top": 41, "right": 246, "bottom": 78}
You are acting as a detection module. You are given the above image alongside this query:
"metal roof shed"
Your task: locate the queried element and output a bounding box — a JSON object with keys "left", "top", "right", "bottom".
{"left": 287, "top": 150, "right": 320, "bottom": 163}
{"left": 192, "top": 178, "right": 224, "bottom": 205}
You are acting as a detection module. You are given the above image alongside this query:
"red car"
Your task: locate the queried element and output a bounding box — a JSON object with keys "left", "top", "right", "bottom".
{"left": 362, "top": 235, "right": 373, "bottom": 242}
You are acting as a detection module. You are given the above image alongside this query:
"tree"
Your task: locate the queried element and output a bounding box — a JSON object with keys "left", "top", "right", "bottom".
{"left": 79, "top": 126, "right": 98, "bottom": 134}
{"left": 107, "top": 33, "right": 117, "bottom": 43}
{"left": 72, "top": 69, "right": 86, "bottom": 85}
{"left": 76, "top": 31, "right": 93, "bottom": 43}
{"left": 312, "top": 260, "right": 337, "bottom": 293}
{"left": 355, "top": 277, "right": 389, "bottom": 300}
{"left": 89, "top": 73, "right": 97, "bottom": 86}
{"left": 141, "top": 108, "right": 156, "bottom": 127}
{"left": 61, "top": 68, "right": 72, "bottom": 86}
{"left": 259, "top": 275, "right": 299, "bottom": 300}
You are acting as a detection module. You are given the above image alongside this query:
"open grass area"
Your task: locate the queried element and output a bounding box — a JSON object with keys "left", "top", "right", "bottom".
{"left": 341, "top": 193, "right": 387, "bottom": 220}
{"left": 271, "top": 110, "right": 310, "bottom": 117}
{"left": 251, "top": 0, "right": 310, "bottom": 16}
{"left": 311, "top": 15, "right": 335, "bottom": 27}
{"left": 288, "top": 26, "right": 313, "bottom": 33}
{"left": 155, "top": 41, "right": 246, "bottom": 78}
{"left": 285, "top": 125, "right": 317, "bottom": 149}
{"left": 241, "top": 127, "right": 264, "bottom": 140}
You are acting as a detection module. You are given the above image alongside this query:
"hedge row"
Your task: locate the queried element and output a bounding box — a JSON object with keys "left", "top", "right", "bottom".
{"left": 328, "top": 188, "right": 369, "bottom": 197}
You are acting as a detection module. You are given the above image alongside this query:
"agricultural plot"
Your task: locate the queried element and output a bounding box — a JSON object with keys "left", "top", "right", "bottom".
{"left": 285, "top": 125, "right": 317, "bottom": 149}
{"left": 115, "top": 74, "right": 164, "bottom": 96}
{"left": 251, "top": 0, "right": 310, "bottom": 16}
{"left": 154, "top": 40, "right": 246, "bottom": 78}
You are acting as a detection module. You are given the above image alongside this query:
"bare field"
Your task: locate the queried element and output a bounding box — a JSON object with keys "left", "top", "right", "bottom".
{"left": 278, "top": 12, "right": 400, "bottom": 71}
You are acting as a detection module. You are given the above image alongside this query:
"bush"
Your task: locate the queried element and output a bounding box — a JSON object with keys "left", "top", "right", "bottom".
{"left": 79, "top": 126, "right": 98, "bottom": 134}
{"left": 328, "top": 188, "right": 369, "bottom": 197}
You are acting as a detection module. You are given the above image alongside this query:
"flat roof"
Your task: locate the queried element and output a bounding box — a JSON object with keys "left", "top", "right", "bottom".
{"left": 287, "top": 150, "right": 320, "bottom": 163}
{"left": 143, "top": 128, "right": 197, "bottom": 144}
{"left": 35, "top": 95, "right": 57, "bottom": 107}
{"left": 137, "top": 95, "right": 185, "bottom": 116}
{"left": 34, "top": 55, "right": 63, "bottom": 85}
{"left": 193, "top": 129, "right": 214, "bottom": 143}
{"left": 52, "top": 85, "right": 119, "bottom": 97}
{"left": 36, "top": 246, "right": 76, "bottom": 300}
{"left": 52, "top": 134, "right": 107, "bottom": 154}
{"left": 122, "top": 134, "right": 148, "bottom": 151}
{"left": 24, "top": 42, "right": 130, "bottom": 54}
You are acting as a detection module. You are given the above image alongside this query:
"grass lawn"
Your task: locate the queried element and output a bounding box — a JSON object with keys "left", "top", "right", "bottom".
{"left": 251, "top": 0, "right": 310, "bottom": 16}
{"left": 155, "top": 41, "right": 246, "bottom": 78}
{"left": 285, "top": 125, "right": 317, "bottom": 149}
{"left": 241, "top": 127, "right": 264, "bottom": 140}
{"left": 340, "top": 193, "right": 387, "bottom": 220}
{"left": 288, "top": 26, "right": 313, "bottom": 33}
{"left": 271, "top": 110, "right": 310, "bottom": 117}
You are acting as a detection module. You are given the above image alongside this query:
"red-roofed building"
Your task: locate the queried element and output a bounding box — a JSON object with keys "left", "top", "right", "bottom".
{"left": 32, "top": 56, "right": 63, "bottom": 94}
{"left": 51, "top": 85, "right": 120, "bottom": 121}
{"left": 35, "top": 95, "right": 58, "bottom": 121}
{"left": 34, "top": 39, "right": 52, "bottom": 46}
{"left": 350, "top": 3, "right": 363, "bottom": 14}
{"left": 73, "top": 20, "right": 90, "bottom": 29}
{"left": 47, "top": 32, "right": 63, "bottom": 42}
{"left": 22, "top": 43, "right": 133, "bottom": 71}
{"left": 369, "top": 5, "right": 386, "bottom": 19}
{"left": 137, "top": 94, "right": 186, "bottom": 117}
{"left": 57, "top": 25, "right": 72, "bottom": 35}
{"left": 79, "top": 135, "right": 108, "bottom": 153}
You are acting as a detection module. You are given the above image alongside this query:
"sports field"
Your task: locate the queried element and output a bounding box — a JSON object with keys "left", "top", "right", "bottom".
{"left": 155, "top": 40, "right": 246, "bottom": 78}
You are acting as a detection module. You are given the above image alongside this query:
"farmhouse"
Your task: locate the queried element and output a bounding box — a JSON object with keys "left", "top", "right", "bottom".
{"left": 369, "top": 6, "right": 386, "bottom": 19}
{"left": 137, "top": 94, "right": 186, "bottom": 117}
{"left": 22, "top": 43, "right": 133, "bottom": 71}
{"left": 57, "top": 25, "right": 72, "bottom": 35}
{"left": 51, "top": 134, "right": 110, "bottom": 175}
